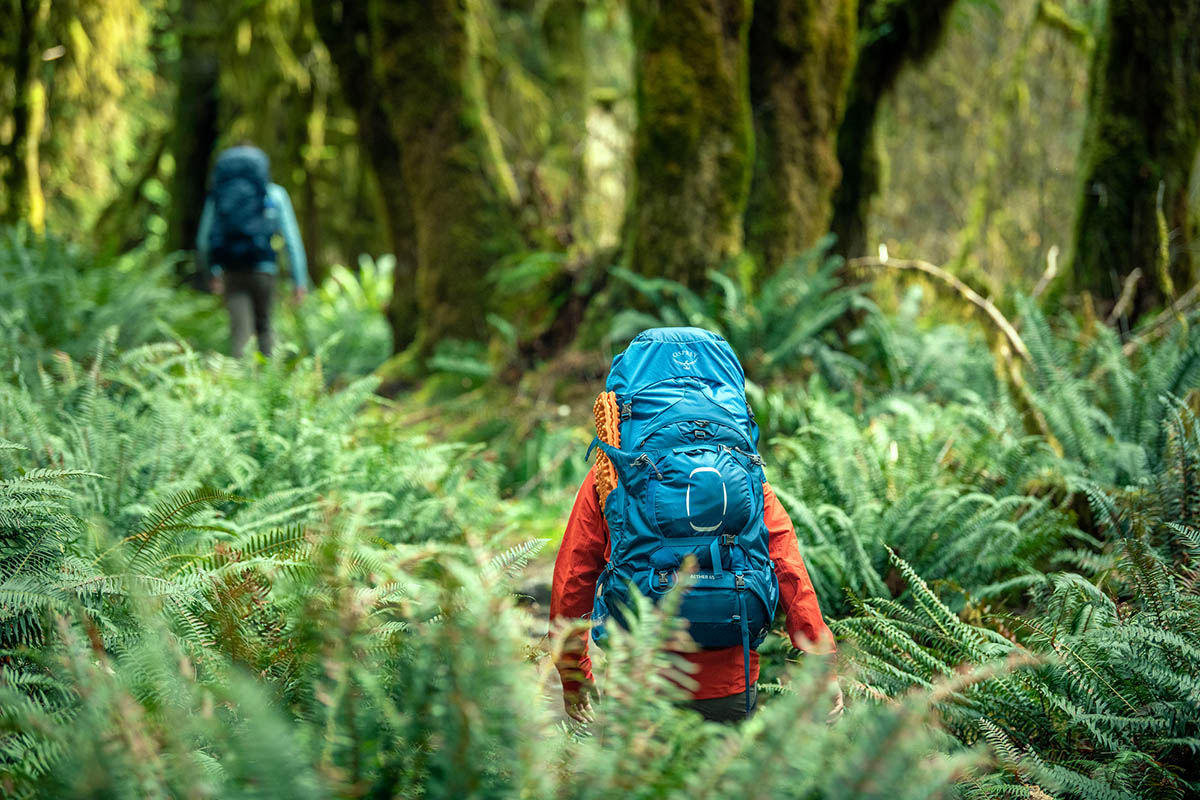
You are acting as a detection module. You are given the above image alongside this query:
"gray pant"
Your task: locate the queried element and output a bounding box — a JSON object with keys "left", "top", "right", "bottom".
{"left": 225, "top": 271, "right": 276, "bottom": 358}
{"left": 688, "top": 686, "right": 757, "bottom": 723}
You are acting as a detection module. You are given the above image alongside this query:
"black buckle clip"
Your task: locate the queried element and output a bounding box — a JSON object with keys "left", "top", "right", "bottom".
{"left": 734, "top": 573, "right": 745, "bottom": 591}
{"left": 657, "top": 570, "right": 671, "bottom": 588}
{"left": 621, "top": 401, "right": 632, "bottom": 420}
{"left": 722, "top": 534, "right": 737, "bottom": 546}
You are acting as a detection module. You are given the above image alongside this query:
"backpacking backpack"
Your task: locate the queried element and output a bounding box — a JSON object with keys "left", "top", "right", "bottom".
{"left": 207, "top": 146, "right": 277, "bottom": 269}
{"left": 588, "top": 327, "right": 779, "bottom": 705}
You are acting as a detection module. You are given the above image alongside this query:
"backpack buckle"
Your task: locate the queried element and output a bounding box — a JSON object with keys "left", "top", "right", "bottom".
{"left": 657, "top": 570, "right": 671, "bottom": 589}
{"left": 621, "top": 401, "right": 632, "bottom": 420}
{"left": 722, "top": 534, "right": 737, "bottom": 546}
{"left": 734, "top": 573, "right": 745, "bottom": 591}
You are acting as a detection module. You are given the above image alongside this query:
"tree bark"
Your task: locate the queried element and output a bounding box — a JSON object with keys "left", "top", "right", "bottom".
{"left": 312, "top": 0, "right": 420, "bottom": 353}
{"left": 4, "top": 0, "right": 50, "bottom": 232}
{"left": 318, "top": 0, "right": 522, "bottom": 357}
{"left": 540, "top": 0, "right": 588, "bottom": 246}
{"left": 1071, "top": 0, "right": 1200, "bottom": 319}
{"left": 745, "top": 0, "right": 856, "bottom": 273}
{"left": 628, "top": 0, "right": 754, "bottom": 290}
{"left": 829, "top": 0, "right": 958, "bottom": 259}
{"left": 167, "top": 0, "right": 220, "bottom": 283}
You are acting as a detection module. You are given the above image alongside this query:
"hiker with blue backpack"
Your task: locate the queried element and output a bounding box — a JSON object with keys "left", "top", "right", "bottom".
{"left": 551, "top": 328, "right": 842, "bottom": 724}
{"left": 196, "top": 144, "right": 310, "bottom": 358}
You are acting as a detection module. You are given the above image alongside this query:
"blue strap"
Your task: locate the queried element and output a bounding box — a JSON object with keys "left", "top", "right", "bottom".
{"left": 709, "top": 538, "right": 724, "bottom": 578}
{"left": 585, "top": 436, "right": 600, "bottom": 461}
{"left": 738, "top": 591, "right": 751, "bottom": 715}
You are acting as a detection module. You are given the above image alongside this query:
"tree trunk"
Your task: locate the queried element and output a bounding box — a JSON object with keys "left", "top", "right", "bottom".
{"left": 745, "top": 0, "right": 856, "bottom": 273}
{"left": 5, "top": 0, "right": 50, "bottom": 232}
{"left": 829, "top": 0, "right": 958, "bottom": 259}
{"left": 167, "top": 0, "right": 220, "bottom": 284}
{"left": 628, "top": 0, "right": 754, "bottom": 290}
{"left": 1071, "top": 0, "right": 1200, "bottom": 319}
{"left": 540, "top": 0, "right": 589, "bottom": 247}
{"left": 311, "top": 0, "right": 420, "bottom": 354}
{"left": 318, "top": 0, "right": 521, "bottom": 357}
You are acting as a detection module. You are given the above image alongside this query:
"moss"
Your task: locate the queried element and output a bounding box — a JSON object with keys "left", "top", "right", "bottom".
{"left": 829, "top": 0, "right": 959, "bottom": 258}
{"left": 628, "top": 0, "right": 754, "bottom": 290}
{"left": 4, "top": 0, "right": 51, "bottom": 232}
{"left": 745, "top": 0, "right": 857, "bottom": 273}
{"left": 1070, "top": 0, "right": 1200, "bottom": 318}
{"left": 368, "top": 0, "right": 523, "bottom": 358}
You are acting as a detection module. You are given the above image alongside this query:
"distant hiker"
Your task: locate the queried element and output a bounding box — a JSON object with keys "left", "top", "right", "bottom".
{"left": 551, "top": 328, "right": 842, "bottom": 724}
{"left": 196, "top": 144, "right": 309, "bottom": 358}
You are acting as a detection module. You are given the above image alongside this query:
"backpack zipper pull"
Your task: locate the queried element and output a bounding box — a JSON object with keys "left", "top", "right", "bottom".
{"left": 632, "top": 453, "right": 663, "bottom": 479}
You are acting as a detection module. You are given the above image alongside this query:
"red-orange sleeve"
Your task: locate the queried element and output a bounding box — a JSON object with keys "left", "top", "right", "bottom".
{"left": 550, "top": 468, "right": 609, "bottom": 695}
{"left": 764, "top": 481, "right": 836, "bottom": 654}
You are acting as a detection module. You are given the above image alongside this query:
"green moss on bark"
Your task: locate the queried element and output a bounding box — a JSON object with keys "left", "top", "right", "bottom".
{"left": 1071, "top": 0, "right": 1200, "bottom": 318}
{"left": 628, "top": 0, "right": 754, "bottom": 290}
{"left": 313, "top": 0, "right": 419, "bottom": 353}
{"left": 829, "top": 0, "right": 958, "bottom": 258}
{"left": 746, "top": 0, "right": 857, "bottom": 273}
{"left": 5, "top": 0, "right": 51, "bottom": 232}
{"left": 368, "top": 0, "right": 522, "bottom": 356}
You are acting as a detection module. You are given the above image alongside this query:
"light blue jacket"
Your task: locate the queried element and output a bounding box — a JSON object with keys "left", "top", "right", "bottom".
{"left": 196, "top": 182, "right": 310, "bottom": 289}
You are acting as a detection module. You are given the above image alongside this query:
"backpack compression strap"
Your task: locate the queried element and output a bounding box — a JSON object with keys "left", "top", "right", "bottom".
{"left": 593, "top": 391, "right": 620, "bottom": 510}
{"left": 738, "top": 590, "right": 752, "bottom": 715}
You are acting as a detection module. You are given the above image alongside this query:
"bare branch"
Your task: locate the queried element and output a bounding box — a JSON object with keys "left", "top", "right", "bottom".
{"left": 1105, "top": 268, "right": 1142, "bottom": 326}
{"left": 849, "top": 256, "right": 1033, "bottom": 365}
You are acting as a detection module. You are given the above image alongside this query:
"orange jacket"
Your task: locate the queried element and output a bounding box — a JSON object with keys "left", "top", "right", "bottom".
{"left": 551, "top": 467, "right": 835, "bottom": 700}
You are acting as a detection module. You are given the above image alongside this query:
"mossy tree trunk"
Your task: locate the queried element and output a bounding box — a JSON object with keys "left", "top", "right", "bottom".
{"left": 1071, "top": 0, "right": 1200, "bottom": 318}
{"left": 829, "top": 0, "right": 958, "bottom": 259}
{"left": 312, "top": 0, "right": 419, "bottom": 352}
{"left": 541, "top": 0, "right": 589, "bottom": 246}
{"left": 317, "top": 0, "right": 522, "bottom": 357}
{"left": 628, "top": 0, "right": 754, "bottom": 291}
{"left": 745, "top": 0, "right": 856, "bottom": 273}
{"left": 4, "top": 0, "right": 50, "bottom": 232}
{"left": 167, "top": 0, "right": 220, "bottom": 283}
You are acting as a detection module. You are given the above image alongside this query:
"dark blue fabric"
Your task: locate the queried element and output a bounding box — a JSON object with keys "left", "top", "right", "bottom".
{"left": 208, "top": 146, "right": 277, "bottom": 269}
{"left": 591, "top": 328, "right": 778, "bottom": 654}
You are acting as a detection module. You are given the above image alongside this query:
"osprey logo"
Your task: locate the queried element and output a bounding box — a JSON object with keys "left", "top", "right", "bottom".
{"left": 671, "top": 349, "right": 698, "bottom": 370}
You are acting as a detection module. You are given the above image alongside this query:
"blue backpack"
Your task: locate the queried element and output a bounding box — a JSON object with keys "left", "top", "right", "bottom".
{"left": 208, "top": 146, "right": 278, "bottom": 269}
{"left": 588, "top": 327, "right": 779, "bottom": 707}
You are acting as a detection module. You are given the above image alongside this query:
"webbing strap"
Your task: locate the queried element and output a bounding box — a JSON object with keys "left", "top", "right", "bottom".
{"left": 709, "top": 538, "right": 724, "bottom": 578}
{"left": 737, "top": 592, "right": 751, "bottom": 716}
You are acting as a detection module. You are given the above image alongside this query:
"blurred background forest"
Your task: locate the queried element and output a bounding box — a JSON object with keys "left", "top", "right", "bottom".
{"left": 5, "top": 0, "right": 1197, "bottom": 365}
{"left": 3, "top": 1, "right": 1200, "bottom": 798}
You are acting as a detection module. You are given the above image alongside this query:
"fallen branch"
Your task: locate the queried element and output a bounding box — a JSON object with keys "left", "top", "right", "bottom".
{"left": 849, "top": 256, "right": 1033, "bottom": 365}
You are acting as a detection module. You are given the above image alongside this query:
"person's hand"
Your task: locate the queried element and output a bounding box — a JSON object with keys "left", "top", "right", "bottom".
{"left": 827, "top": 681, "right": 845, "bottom": 724}
{"left": 209, "top": 276, "right": 224, "bottom": 296}
{"left": 292, "top": 286, "right": 308, "bottom": 304}
{"left": 564, "top": 684, "right": 596, "bottom": 724}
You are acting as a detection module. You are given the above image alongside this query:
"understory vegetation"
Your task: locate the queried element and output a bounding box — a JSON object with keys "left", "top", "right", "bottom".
{"left": 3, "top": 227, "right": 1199, "bottom": 799}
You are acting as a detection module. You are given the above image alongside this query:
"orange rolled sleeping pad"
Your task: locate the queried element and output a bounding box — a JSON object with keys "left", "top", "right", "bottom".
{"left": 593, "top": 391, "right": 620, "bottom": 510}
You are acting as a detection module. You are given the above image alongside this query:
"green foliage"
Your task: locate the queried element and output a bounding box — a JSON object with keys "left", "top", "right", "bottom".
{"left": 611, "top": 238, "right": 869, "bottom": 385}
{"left": 834, "top": 404, "right": 1200, "bottom": 798}
{"left": 4, "top": 225, "right": 1200, "bottom": 799}
{"left": 1018, "top": 297, "right": 1200, "bottom": 484}
{"left": 0, "top": 226, "right": 219, "bottom": 363}
{"left": 276, "top": 254, "right": 395, "bottom": 382}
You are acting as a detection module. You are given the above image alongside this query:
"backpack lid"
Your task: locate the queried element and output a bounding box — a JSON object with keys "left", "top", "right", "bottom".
{"left": 606, "top": 327, "right": 746, "bottom": 396}
{"left": 212, "top": 145, "right": 271, "bottom": 188}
